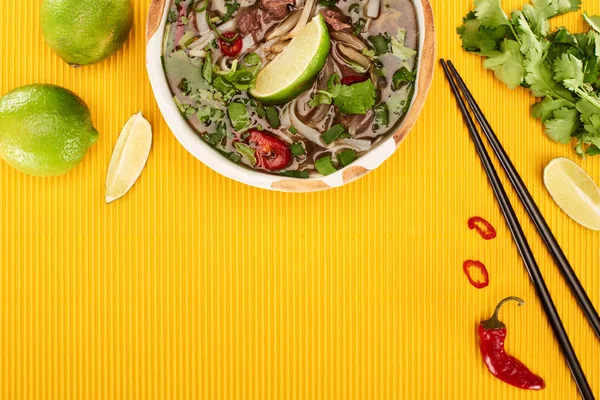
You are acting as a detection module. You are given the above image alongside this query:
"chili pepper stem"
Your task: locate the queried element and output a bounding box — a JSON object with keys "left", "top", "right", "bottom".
{"left": 482, "top": 296, "right": 525, "bottom": 330}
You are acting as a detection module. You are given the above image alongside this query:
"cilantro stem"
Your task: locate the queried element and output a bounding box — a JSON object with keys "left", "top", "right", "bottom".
{"left": 205, "top": 0, "right": 239, "bottom": 43}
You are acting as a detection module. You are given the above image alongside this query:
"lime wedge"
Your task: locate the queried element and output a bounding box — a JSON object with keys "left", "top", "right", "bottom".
{"left": 583, "top": 12, "right": 600, "bottom": 34}
{"left": 250, "top": 14, "right": 330, "bottom": 105}
{"left": 105, "top": 112, "right": 152, "bottom": 204}
{"left": 543, "top": 157, "right": 600, "bottom": 230}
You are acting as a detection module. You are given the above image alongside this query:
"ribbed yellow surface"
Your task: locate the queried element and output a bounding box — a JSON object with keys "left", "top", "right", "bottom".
{"left": 1, "top": 0, "right": 599, "bottom": 398}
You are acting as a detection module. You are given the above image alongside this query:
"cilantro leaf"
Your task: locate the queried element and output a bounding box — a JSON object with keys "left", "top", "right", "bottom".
{"left": 474, "top": 0, "right": 511, "bottom": 28}
{"left": 457, "top": 12, "right": 511, "bottom": 55}
{"left": 583, "top": 12, "right": 600, "bottom": 33}
{"left": 333, "top": 80, "right": 377, "bottom": 115}
{"left": 483, "top": 39, "right": 525, "bottom": 88}
{"left": 390, "top": 29, "right": 417, "bottom": 61}
{"left": 531, "top": 97, "right": 574, "bottom": 121}
{"left": 544, "top": 107, "right": 580, "bottom": 143}
{"left": 553, "top": 53, "right": 585, "bottom": 91}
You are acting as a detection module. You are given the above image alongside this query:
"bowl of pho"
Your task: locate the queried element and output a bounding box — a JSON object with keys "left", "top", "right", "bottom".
{"left": 146, "top": 0, "right": 435, "bottom": 191}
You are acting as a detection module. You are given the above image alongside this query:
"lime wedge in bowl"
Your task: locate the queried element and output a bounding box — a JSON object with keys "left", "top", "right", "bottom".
{"left": 250, "top": 14, "right": 330, "bottom": 105}
{"left": 543, "top": 157, "right": 600, "bottom": 230}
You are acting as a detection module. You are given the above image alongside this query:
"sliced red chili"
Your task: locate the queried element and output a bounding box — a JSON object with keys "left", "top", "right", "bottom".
{"left": 468, "top": 216, "right": 497, "bottom": 240}
{"left": 246, "top": 129, "right": 292, "bottom": 171}
{"left": 463, "top": 260, "right": 489, "bottom": 289}
{"left": 340, "top": 75, "right": 368, "bottom": 85}
{"left": 218, "top": 32, "right": 243, "bottom": 56}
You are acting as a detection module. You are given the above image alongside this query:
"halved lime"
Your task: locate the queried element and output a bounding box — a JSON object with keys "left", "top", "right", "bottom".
{"left": 583, "top": 12, "right": 600, "bottom": 34}
{"left": 543, "top": 157, "right": 600, "bottom": 231}
{"left": 250, "top": 14, "right": 330, "bottom": 105}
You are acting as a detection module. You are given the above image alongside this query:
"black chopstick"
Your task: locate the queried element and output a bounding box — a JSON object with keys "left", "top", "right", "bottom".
{"left": 446, "top": 60, "right": 600, "bottom": 340}
{"left": 440, "top": 59, "right": 595, "bottom": 400}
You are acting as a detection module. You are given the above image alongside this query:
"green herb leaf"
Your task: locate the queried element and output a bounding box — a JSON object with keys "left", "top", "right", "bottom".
{"left": 203, "top": 121, "right": 227, "bottom": 146}
{"left": 483, "top": 39, "right": 525, "bottom": 89}
{"left": 368, "top": 35, "right": 391, "bottom": 55}
{"left": 374, "top": 103, "right": 389, "bottom": 127}
{"left": 333, "top": 80, "right": 376, "bottom": 114}
{"left": 227, "top": 102, "right": 251, "bottom": 131}
{"left": 390, "top": 29, "right": 417, "bottom": 60}
{"left": 202, "top": 51, "right": 213, "bottom": 83}
{"left": 234, "top": 142, "right": 257, "bottom": 165}
{"left": 544, "top": 107, "right": 580, "bottom": 143}
{"left": 265, "top": 106, "right": 281, "bottom": 128}
{"left": 392, "top": 67, "right": 417, "bottom": 89}
{"left": 474, "top": 0, "right": 511, "bottom": 28}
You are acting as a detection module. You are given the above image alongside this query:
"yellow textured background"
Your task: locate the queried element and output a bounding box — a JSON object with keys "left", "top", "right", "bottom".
{"left": 1, "top": 0, "right": 600, "bottom": 398}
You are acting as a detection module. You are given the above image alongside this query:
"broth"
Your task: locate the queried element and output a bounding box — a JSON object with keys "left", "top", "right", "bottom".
{"left": 163, "top": 0, "right": 419, "bottom": 177}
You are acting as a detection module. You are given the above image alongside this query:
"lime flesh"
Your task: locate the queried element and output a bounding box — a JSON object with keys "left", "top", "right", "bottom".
{"left": 250, "top": 15, "right": 330, "bottom": 105}
{"left": 41, "top": 0, "right": 133, "bottom": 66}
{"left": 543, "top": 157, "right": 600, "bottom": 231}
{"left": 105, "top": 112, "right": 153, "bottom": 204}
{"left": 0, "top": 84, "right": 98, "bottom": 176}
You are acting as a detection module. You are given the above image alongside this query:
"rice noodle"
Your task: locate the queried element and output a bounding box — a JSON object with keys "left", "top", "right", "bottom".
{"left": 241, "top": 35, "right": 256, "bottom": 52}
{"left": 280, "top": 104, "right": 292, "bottom": 127}
{"left": 283, "top": 0, "right": 315, "bottom": 40}
{"left": 188, "top": 32, "right": 216, "bottom": 49}
{"left": 341, "top": 139, "right": 371, "bottom": 151}
{"left": 212, "top": 0, "right": 228, "bottom": 15}
{"left": 289, "top": 100, "right": 330, "bottom": 148}
{"left": 196, "top": 11, "right": 211, "bottom": 35}
{"left": 365, "top": 0, "right": 380, "bottom": 18}
{"left": 266, "top": 10, "right": 302, "bottom": 40}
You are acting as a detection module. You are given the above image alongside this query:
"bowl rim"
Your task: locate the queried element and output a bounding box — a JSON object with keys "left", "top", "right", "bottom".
{"left": 146, "top": 0, "right": 436, "bottom": 192}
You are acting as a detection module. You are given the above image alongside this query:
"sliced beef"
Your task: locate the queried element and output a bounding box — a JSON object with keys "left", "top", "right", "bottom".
{"left": 237, "top": 7, "right": 263, "bottom": 37}
{"left": 321, "top": 9, "right": 351, "bottom": 31}
{"left": 259, "top": 0, "right": 295, "bottom": 20}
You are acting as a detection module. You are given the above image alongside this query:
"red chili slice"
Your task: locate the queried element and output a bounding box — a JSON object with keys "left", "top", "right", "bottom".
{"left": 468, "top": 216, "right": 497, "bottom": 240}
{"left": 218, "top": 32, "right": 243, "bottom": 57}
{"left": 246, "top": 129, "right": 292, "bottom": 171}
{"left": 463, "top": 260, "right": 490, "bottom": 289}
{"left": 340, "top": 75, "right": 368, "bottom": 85}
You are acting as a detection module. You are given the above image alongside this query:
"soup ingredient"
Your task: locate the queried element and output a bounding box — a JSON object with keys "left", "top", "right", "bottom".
{"left": 463, "top": 260, "right": 490, "bottom": 288}
{"left": 315, "top": 154, "right": 337, "bottom": 175}
{"left": 250, "top": 14, "right": 330, "bottom": 104}
{"left": 457, "top": 0, "right": 600, "bottom": 155}
{"left": 543, "top": 157, "right": 600, "bottom": 230}
{"left": 468, "top": 216, "right": 497, "bottom": 240}
{"left": 478, "top": 297, "right": 545, "bottom": 390}
{"left": 337, "top": 148, "right": 357, "bottom": 166}
{"left": 105, "top": 112, "right": 152, "bottom": 204}
{"left": 41, "top": 0, "right": 133, "bottom": 66}
{"left": 246, "top": 130, "right": 292, "bottom": 170}
{"left": 0, "top": 84, "right": 98, "bottom": 176}
{"left": 584, "top": 12, "right": 600, "bottom": 33}
{"left": 308, "top": 73, "right": 376, "bottom": 114}
{"left": 260, "top": 0, "right": 295, "bottom": 20}
{"left": 228, "top": 102, "right": 251, "bottom": 131}
{"left": 321, "top": 9, "right": 352, "bottom": 31}
{"left": 219, "top": 32, "right": 244, "bottom": 56}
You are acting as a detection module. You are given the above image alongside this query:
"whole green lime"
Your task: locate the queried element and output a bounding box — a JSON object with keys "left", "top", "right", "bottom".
{"left": 0, "top": 84, "right": 99, "bottom": 176}
{"left": 41, "top": 0, "right": 134, "bottom": 66}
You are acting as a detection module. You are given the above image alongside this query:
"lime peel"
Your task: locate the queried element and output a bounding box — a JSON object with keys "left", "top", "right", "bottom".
{"left": 250, "top": 14, "right": 330, "bottom": 105}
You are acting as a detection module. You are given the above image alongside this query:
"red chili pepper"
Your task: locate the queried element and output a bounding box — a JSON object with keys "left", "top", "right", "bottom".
{"left": 218, "top": 32, "right": 243, "bottom": 57}
{"left": 246, "top": 129, "right": 292, "bottom": 171}
{"left": 340, "top": 75, "right": 368, "bottom": 85}
{"left": 468, "top": 216, "right": 497, "bottom": 240}
{"left": 463, "top": 260, "right": 489, "bottom": 289}
{"left": 478, "top": 297, "right": 546, "bottom": 391}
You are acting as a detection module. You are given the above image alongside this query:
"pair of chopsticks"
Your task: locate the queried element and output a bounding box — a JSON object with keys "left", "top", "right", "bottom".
{"left": 441, "top": 59, "right": 598, "bottom": 400}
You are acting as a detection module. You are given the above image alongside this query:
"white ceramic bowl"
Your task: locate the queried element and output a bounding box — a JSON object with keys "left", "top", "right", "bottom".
{"left": 146, "top": 0, "right": 435, "bottom": 192}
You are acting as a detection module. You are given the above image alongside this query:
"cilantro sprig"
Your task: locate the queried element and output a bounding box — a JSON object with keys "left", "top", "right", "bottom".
{"left": 458, "top": 0, "right": 600, "bottom": 155}
{"left": 308, "top": 74, "right": 376, "bottom": 115}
